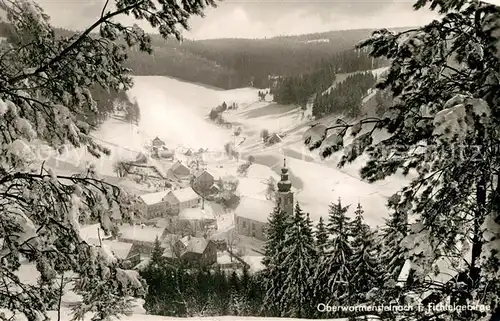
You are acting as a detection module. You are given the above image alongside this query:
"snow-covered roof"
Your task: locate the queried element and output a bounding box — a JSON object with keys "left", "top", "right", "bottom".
{"left": 79, "top": 224, "right": 112, "bottom": 242}
{"left": 118, "top": 225, "right": 166, "bottom": 243}
{"left": 179, "top": 236, "right": 208, "bottom": 254}
{"left": 179, "top": 207, "right": 216, "bottom": 221}
{"left": 171, "top": 187, "right": 199, "bottom": 203}
{"left": 152, "top": 137, "right": 165, "bottom": 145}
{"left": 194, "top": 169, "right": 213, "bottom": 179}
{"left": 138, "top": 190, "right": 169, "bottom": 205}
{"left": 102, "top": 240, "right": 133, "bottom": 260}
{"left": 234, "top": 196, "right": 275, "bottom": 223}
{"left": 171, "top": 161, "right": 189, "bottom": 172}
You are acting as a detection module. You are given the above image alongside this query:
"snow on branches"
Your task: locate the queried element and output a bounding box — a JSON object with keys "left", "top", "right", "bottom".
{"left": 0, "top": 0, "right": 219, "bottom": 319}
{"left": 302, "top": 1, "right": 500, "bottom": 318}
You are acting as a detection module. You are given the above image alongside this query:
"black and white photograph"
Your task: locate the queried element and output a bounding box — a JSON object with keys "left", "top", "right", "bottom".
{"left": 0, "top": 0, "right": 500, "bottom": 320}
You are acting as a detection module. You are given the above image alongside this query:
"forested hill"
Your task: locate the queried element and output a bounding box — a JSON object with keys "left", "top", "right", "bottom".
{"left": 140, "top": 28, "right": 407, "bottom": 88}
{"left": 0, "top": 22, "right": 407, "bottom": 89}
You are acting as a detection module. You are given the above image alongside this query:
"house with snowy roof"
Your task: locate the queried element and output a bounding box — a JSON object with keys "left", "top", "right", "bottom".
{"left": 135, "top": 190, "right": 170, "bottom": 219}
{"left": 135, "top": 152, "right": 148, "bottom": 164}
{"left": 117, "top": 224, "right": 169, "bottom": 257}
{"left": 163, "top": 187, "right": 201, "bottom": 215}
{"left": 86, "top": 239, "right": 141, "bottom": 267}
{"left": 168, "top": 161, "right": 191, "bottom": 180}
{"left": 175, "top": 207, "right": 217, "bottom": 237}
{"left": 172, "top": 235, "right": 217, "bottom": 266}
{"left": 152, "top": 137, "right": 165, "bottom": 148}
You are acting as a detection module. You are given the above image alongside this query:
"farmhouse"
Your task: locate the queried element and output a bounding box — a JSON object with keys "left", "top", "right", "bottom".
{"left": 193, "top": 169, "right": 215, "bottom": 187}
{"left": 164, "top": 187, "right": 201, "bottom": 214}
{"left": 168, "top": 161, "right": 191, "bottom": 179}
{"left": 135, "top": 152, "right": 148, "bottom": 164}
{"left": 176, "top": 207, "right": 217, "bottom": 236}
{"left": 136, "top": 190, "right": 169, "bottom": 219}
{"left": 117, "top": 224, "right": 169, "bottom": 256}
{"left": 152, "top": 136, "right": 166, "bottom": 148}
{"left": 172, "top": 236, "right": 217, "bottom": 266}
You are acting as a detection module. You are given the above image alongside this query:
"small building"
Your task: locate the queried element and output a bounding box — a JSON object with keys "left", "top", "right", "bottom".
{"left": 136, "top": 190, "right": 169, "bottom": 219}
{"left": 173, "top": 236, "right": 217, "bottom": 266}
{"left": 193, "top": 169, "right": 216, "bottom": 195}
{"left": 135, "top": 152, "right": 148, "bottom": 164}
{"left": 234, "top": 196, "right": 275, "bottom": 241}
{"left": 164, "top": 187, "right": 201, "bottom": 215}
{"left": 117, "top": 224, "right": 169, "bottom": 256}
{"left": 168, "top": 161, "right": 191, "bottom": 179}
{"left": 152, "top": 136, "right": 166, "bottom": 148}
{"left": 86, "top": 239, "right": 141, "bottom": 268}
{"left": 176, "top": 207, "right": 217, "bottom": 236}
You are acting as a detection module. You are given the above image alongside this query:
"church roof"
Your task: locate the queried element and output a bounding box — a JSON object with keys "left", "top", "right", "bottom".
{"left": 235, "top": 196, "right": 275, "bottom": 223}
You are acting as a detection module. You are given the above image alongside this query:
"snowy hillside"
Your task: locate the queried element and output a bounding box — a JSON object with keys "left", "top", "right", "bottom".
{"left": 48, "top": 72, "right": 406, "bottom": 228}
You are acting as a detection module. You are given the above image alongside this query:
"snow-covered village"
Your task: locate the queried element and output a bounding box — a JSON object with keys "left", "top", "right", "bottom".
{"left": 1, "top": 1, "right": 500, "bottom": 321}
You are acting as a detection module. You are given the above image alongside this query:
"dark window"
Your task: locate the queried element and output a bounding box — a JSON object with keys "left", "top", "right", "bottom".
{"left": 252, "top": 223, "right": 255, "bottom": 230}
{"left": 242, "top": 221, "right": 246, "bottom": 228}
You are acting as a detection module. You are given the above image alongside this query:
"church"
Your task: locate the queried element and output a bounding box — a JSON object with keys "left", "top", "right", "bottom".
{"left": 234, "top": 159, "right": 294, "bottom": 241}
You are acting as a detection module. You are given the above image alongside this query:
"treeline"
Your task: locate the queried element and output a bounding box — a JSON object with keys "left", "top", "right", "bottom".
{"left": 312, "top": 71, "right": 377, "bottom": 118}
{"left": 125, "top": 48, "right": 242, "bottom": 89}
{"left": 260, "top": 200, "right": 388, "bottom": 319}
{"left": 139, "top": 196, "right": 407, "bottom": 319}
{"left": 1, "top": 22, "right": 398, "bottom": 90}
{"left": 272, "top": 49, "right": 385, "bottom": 108}
{"left": 140, "top": 240, "right": 265, "bottom": 317}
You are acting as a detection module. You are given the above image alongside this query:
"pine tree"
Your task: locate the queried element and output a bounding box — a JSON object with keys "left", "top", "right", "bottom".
{"left": 315, "top": 198, "right": 353, "bottom": 312}
{"left": 261, "top": 205, "right": 289, "bottom": 314}
{"left": 379, "top": 209, "right": 409, "bottom": 286}
{"left": 315, "top": 216, "right": 328, "bottom": 254}
{"left": 150, "top": 236, "right": 164, "bottom": 268}
{"left": 349, "top": 204, "right": 381, "bottom": 303}
{"left": 279, "top": 203, "right": 317, "bottom": 318}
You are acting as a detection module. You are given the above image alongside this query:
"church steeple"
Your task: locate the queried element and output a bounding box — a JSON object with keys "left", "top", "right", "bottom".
{"left": 276, "top": 158, "right": 294, "bottom": 216}
{"left": 278, "top": 158, "right": 292, "bottom": 192}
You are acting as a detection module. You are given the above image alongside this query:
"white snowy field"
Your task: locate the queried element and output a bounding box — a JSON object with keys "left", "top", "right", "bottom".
{"left": 50, "top": 76, "right": 259, "bottom": 176}
{"left": 46, "top": 73, "right": 408, "bottom": 227}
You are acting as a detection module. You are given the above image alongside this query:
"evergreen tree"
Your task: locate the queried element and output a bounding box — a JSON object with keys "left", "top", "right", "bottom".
{"left": 279, "top": 203, "right": 317, "bottom": 318}
{"left": 349, "top": 204, "right": 381, "bottom": 303}
{"left": 262, "top": 205, "right": 289, "bottom": 315}
{"left": 150, "top": 236, "right": 164, "bottom": 268}
{"left": 315, "top": 216, "right": 328, "bottom": 254}
{"left": 315, "top": 198, "right": 353, "bottom": 312}
{"left": 379, "top": 208, "right": 409, "bottom": 286}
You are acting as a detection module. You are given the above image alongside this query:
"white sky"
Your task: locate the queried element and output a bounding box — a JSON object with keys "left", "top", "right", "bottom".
{"left": 28, "top": 0, "right": 487, "bottom": 40}
{"left": 27, "top": 0, "right": 500, "bottom": 39}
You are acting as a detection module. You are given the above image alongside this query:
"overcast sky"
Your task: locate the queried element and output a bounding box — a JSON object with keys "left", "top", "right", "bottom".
{"left": 35, "top": 0, "right": 442, "bottom": 40}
